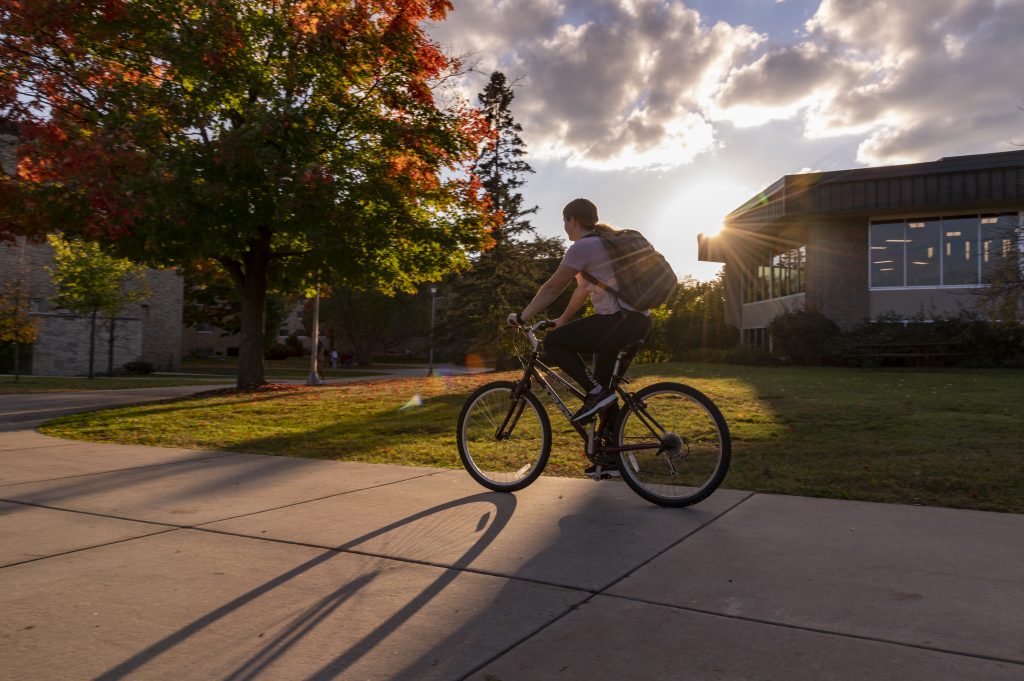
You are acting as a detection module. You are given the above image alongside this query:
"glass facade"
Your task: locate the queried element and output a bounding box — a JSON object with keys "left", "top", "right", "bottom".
{"left": 745, "top": 246, "right": 806, "bottom": 302}
{"left": 870, "top": 221, "right": 905, "bottom": 288}
{"left": 870, "top": 213, "right": 1019, "bottom": 288}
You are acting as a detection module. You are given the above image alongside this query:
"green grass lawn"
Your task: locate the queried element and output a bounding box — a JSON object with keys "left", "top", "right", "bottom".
{"left": 39, "top": 363, "right": 1024, "bottom": 513}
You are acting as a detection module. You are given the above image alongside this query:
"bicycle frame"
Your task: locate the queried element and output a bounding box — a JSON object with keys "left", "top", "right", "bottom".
{"left": 496, "top": 322, "right": 667, "bottom": 459}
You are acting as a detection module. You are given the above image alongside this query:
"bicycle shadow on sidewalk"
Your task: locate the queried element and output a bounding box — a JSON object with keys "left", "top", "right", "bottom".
{"left": 92, "top": 492, "right": 519, "bottom": 681}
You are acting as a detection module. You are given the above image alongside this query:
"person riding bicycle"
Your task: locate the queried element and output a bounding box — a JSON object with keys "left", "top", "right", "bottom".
{"left": 507, "top": 198, "right": 652, "bottom": 473}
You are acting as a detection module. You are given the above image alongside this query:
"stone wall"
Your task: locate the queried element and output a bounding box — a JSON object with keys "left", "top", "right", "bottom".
{"left": 31, "top": 314, "right": 143, "bottom": 376}
{"left": 1, "top": 238, "right": 183, "bottom": 376}
{"left": 142, "top": 268, "right": 183, "bottom": 370}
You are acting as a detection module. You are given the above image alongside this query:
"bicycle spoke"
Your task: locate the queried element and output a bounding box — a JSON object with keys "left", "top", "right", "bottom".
{"left": 616, "top": 383, "right": 730, "bottom": 507}
{"left": 457, "top": 382, "right": 551, "bottom": 491}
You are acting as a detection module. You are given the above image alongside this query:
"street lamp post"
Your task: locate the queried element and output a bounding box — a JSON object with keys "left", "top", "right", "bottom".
{"left": 306, "top": 282, "right": 323, "bottom": 386}
{"left": 427, "top": 284, "right": 438, "bottom": 377}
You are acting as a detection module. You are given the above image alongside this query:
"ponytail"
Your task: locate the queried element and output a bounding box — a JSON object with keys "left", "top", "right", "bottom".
{"left": 591, "top": 222, "right": 617, "bottom": 234}
{"left": 562, "top": 198, "right": 618, "bottom": 234}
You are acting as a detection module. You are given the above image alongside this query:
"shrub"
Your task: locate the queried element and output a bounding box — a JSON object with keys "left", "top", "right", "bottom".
{"left": 677, "top": 346, "right": 778, "bottom": 365}
{"left": 264, "top": 343, "right": 292, "bottom": 360}
{"left": 767, "top": 309, "right": 842, "bottom": 365}
{"left": 284, "top": 332, "right": 306, "bottom": 357}
{"left": 122, "top": 360, "right": 154, "bottom": 375}
{"left": 845, "top": 311, "right": 1024, "bottom": 368}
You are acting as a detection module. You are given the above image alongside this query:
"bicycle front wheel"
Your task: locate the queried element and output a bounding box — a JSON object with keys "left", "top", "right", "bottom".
{"left": 615, "top": 382, "right": 731, "bottom": 507}
{"left": 456, "top": 381, "right": 552, "bottom": 492}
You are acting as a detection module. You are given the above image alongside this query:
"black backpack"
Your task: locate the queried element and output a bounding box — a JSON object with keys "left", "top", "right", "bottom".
{"left": 581, "top": 229, "right": 677, "bottom": 310}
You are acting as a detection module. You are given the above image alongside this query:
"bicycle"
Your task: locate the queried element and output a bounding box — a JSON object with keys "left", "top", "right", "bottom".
{"left": 455, "top": 320, "right": 731, "bottom": 507}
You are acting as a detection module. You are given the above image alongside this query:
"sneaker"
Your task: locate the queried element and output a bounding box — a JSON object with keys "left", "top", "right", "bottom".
{"left": 571, "top": 389, "right": 617, "bottom": 423}
{"left": 585, "top": 462, "right": 620, "bottom": 479}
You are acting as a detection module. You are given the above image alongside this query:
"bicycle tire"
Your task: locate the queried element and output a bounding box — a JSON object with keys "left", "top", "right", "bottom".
{"left": 614, "top": 382, "right": 731, "bottom": 507}
{"left": 456, "top": 381, "right": 552, "bottom": 492}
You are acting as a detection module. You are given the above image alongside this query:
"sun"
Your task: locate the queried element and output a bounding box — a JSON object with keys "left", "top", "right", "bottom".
{"left": 649, "top": 176, "right": 753, "bottom": 279}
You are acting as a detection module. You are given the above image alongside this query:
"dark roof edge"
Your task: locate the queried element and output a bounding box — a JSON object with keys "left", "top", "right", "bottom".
{"left": 727, "top": 149, "right": 1024, "bottom": 220}
{"left": 789, "top": 149, "right": 1024, "bottom": 186}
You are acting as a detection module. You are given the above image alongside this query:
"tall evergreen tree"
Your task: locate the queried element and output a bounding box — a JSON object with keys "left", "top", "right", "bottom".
{"left": 476, "top": 72, "right": 537, "bottom": 245}
{"left": 439, "top": 72, "right": 566, "bottom": 366}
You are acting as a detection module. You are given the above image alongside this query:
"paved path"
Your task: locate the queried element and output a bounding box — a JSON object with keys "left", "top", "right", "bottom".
{"left": 0, "top": 384, "right": 1021, "bottom": 680}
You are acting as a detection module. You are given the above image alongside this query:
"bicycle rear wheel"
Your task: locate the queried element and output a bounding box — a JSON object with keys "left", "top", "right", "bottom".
{"left": 456, "top": 381, "right": 551, "bottom": 492}
{"left": 615, "top": 382, "right": 730, "bottom": 507}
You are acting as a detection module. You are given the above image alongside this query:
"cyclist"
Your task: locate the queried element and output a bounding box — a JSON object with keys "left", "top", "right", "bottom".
{"left": 507, "top": 198, "right": 652, "bottom": 475}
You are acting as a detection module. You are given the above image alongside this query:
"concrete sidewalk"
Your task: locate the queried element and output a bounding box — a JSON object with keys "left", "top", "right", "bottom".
{"left": 0, "top": 387, "right": 1021, "bottom": 680}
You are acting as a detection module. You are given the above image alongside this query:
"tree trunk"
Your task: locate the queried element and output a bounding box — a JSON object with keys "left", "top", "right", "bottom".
{"left": 13, "top": 343, "right": 20, "bottom": 383}
{"left": 226, "top": 228, "right": 271, "bottom": 391}
{"left": 107, "top": 316, "right": 116, "bottom": 376}
{"left": 88, "top": 309, "right": 97, "bottom": 379}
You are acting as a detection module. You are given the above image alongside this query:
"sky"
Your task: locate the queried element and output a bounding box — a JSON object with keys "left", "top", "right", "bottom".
{"left": 427, "top": 0, "right": 1024, "bottom": 280}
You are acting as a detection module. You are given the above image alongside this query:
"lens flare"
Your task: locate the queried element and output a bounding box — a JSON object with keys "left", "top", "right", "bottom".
{"left": 399, "top": 394, "right": 423, "bottom": 411}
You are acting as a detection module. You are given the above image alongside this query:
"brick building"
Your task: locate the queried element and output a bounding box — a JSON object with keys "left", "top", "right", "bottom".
{"left": 1, "top": 127, "right": 183, "bottom": 375}
{"left": 699, "top": 151, "right": 1024, "bottom": 346}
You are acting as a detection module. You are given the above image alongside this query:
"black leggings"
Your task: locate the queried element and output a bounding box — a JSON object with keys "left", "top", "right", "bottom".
{"left": 543, "top": 311, "right": 652, "bottom": 391}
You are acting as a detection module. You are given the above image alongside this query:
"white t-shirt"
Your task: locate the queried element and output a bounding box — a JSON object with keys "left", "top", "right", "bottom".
{"left": 560, "top": 234, "right": 646, "bottom": 315}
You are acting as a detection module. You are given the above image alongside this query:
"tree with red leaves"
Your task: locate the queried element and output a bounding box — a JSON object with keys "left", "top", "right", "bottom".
{"left": 0, "top": 0, "right": 494, "bottom": 389}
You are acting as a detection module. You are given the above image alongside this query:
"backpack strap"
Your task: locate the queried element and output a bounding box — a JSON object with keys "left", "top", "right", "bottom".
{"left": 577, "top": 232, "right": 630, "bottom": 307}
{"left": 579, "top": 270, "right": 628, "bottom": 307}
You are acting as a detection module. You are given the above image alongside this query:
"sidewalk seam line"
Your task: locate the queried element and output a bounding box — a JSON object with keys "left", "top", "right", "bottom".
{"left": 455, "top": 493, "right": 758, "bottom": 681}
{"left": 187, "top": 471, "right": 449, "bottom": 527}
{"left": 0, "top": 453, "right": 239, "bottom": 488}
{"left": 0, "top": 527, "right": 182, "bottom": 570}
{"left": 598, "top": 592, "right": 1024, "bottom": 667}
{"left": 594, "top": 491, "right": 756, "bottom": 594}
{"left": 191, "top": 525, "right": 597, "bottom": 594}
{"left": 0, "top": 471, "right": 446, "bottom": 531}
{"left": 0, "top": 499, "right": 188, "bottom": 529}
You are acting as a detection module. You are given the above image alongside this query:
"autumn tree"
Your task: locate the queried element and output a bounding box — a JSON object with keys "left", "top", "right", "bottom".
{"left": 46, "top": 235, "right": 150, "bottom": 378}
{"left": 0, "top": 276, "right": 38, "bottom": 382}
{"left": 1, "top": 1, "right": 493, "bottom": 389}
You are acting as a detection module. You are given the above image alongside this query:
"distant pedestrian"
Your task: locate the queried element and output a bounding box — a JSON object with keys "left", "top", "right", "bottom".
{"left": 330, "top": 349, "right": 338, "bottom": 369}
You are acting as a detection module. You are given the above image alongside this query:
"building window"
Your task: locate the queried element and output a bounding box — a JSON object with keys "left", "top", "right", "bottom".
{"left": 742, "top": 327, "right": 768, "bottom": 349}
{"left": 870, "top": 213, "right": 1019, "bottom": 288}
{"left": 906, "top": 219, "right": 940, "bottom": 286}
{"left": 745, "top": 246, "right": 806, "bottom": 303}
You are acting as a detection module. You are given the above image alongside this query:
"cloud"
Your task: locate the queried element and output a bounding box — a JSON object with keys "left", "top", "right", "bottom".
{"left": 432, "top": 0, "right": 763, "bottom": 170}
{"left": 803, "top": 0, "right": 1024, "bottom": 163}
{"left": 431, "top": 0, "right": 1024, "bottom": 172}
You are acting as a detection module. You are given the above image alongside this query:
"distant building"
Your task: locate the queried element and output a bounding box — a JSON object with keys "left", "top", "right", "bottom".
{"left": 1, "top": 127, "right": 183, "bottom": 375}
{"left": 699, "top": 150, "right": 1024, "bottom": 346}
{"left": 181, "top": 298, "right": 311, "bottom": 358}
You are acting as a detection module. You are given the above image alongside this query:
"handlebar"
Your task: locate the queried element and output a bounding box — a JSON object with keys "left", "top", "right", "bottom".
{"left": 517, "top": 319, "right": 556, "bottom": 351}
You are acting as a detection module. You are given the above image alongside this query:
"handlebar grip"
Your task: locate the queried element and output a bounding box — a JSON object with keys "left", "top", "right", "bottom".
{"left": 535, "top": 320, "right": 556, "bottom": 331}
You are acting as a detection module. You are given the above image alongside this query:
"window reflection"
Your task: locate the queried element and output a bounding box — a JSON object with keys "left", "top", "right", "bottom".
{"left": 745, "top": 246, "right": 806, "bottom": 302}
{"left": 906, "top": 219, "right": 940, "bottom": 286}
{"left": 981, "top": 214, "right": 1019, "bottom": 280}
{"left": 870, "top": 213, "right": 1019, "bottom": 288}
{"left": 870, "top": 221, "right": 905, "bottom": 287}
{"left": 943, "top": 216, "right": 979, "bottom": 285}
